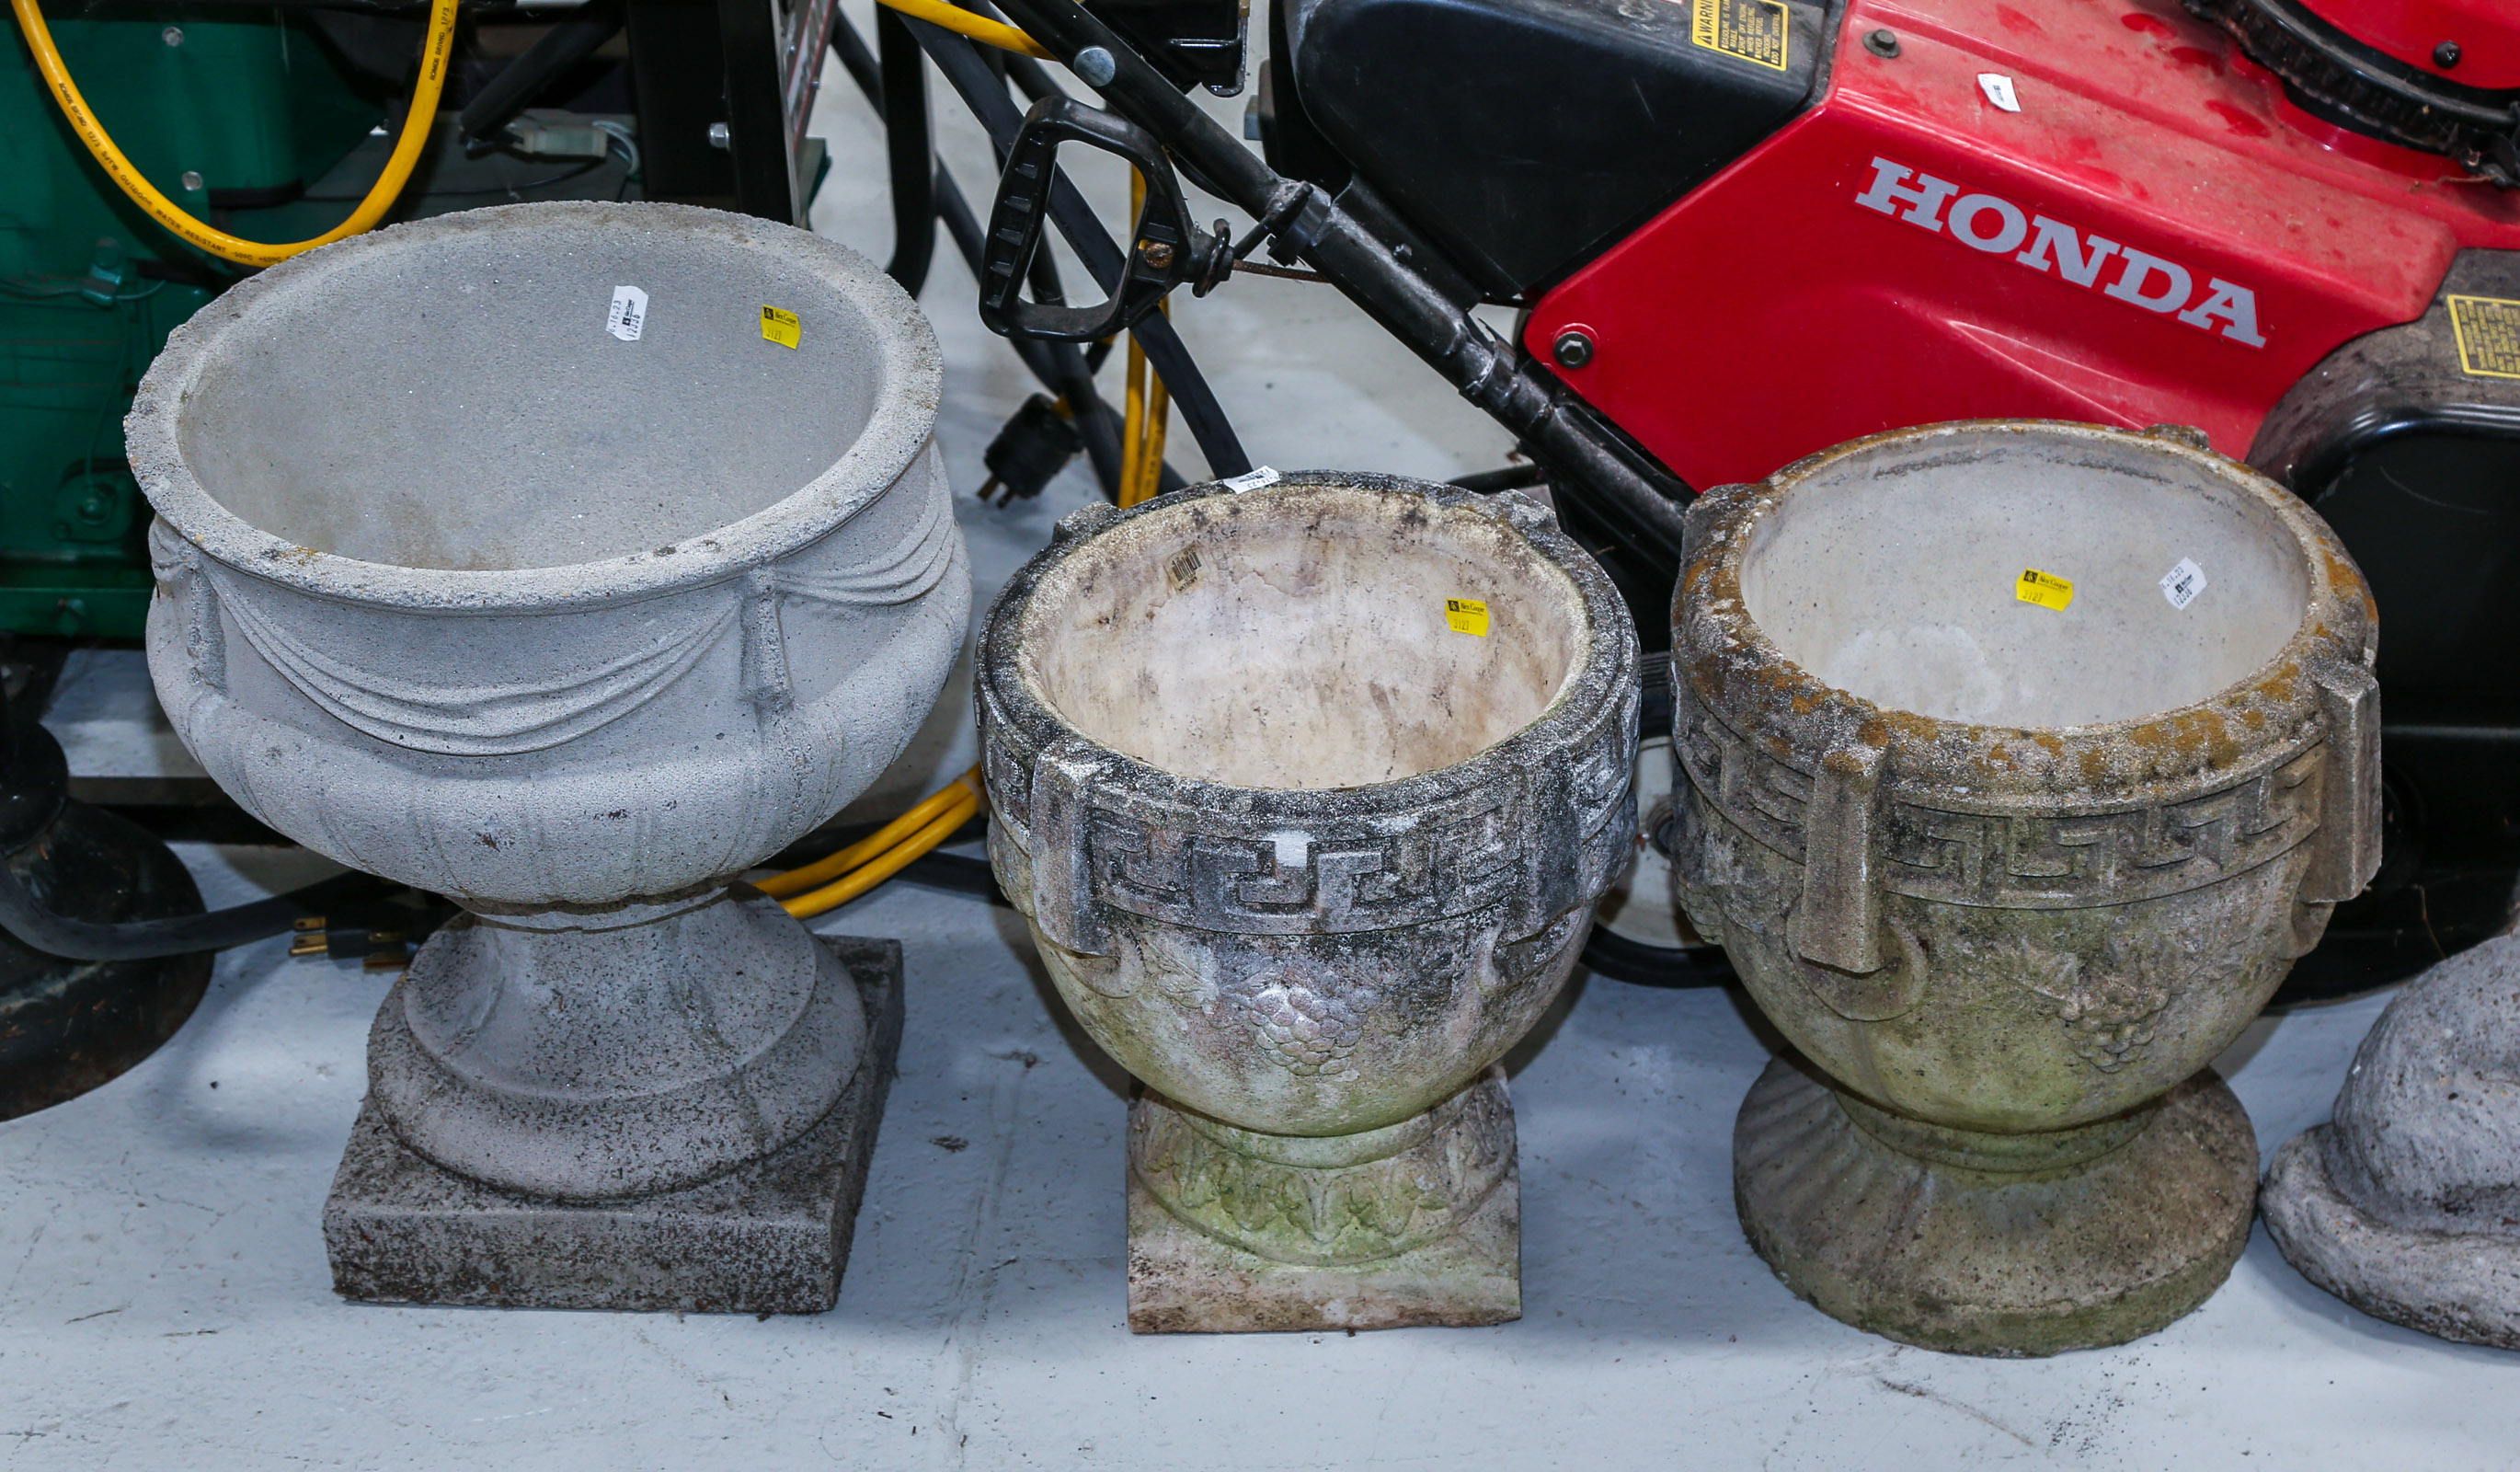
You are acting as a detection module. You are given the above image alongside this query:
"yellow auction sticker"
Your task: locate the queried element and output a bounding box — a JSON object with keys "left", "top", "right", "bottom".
{"left": 761, "top": 305, "right": 801, "bottom": 349}
{"left": 1446, "top": 598, "right": 1491, "bottom": 636}
{"left": 2016, "top": 568, "right": 2074, "bottom": 611}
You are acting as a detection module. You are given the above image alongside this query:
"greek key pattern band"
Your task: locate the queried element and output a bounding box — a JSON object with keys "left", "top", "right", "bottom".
{"left": 1088, "top": 798, "right": 1526, "bottom": 937}
{"left": 1677, "top": 697, "right": 2326, "bottom": 908}
{"left": 991, "top": 684, "right": 1637, "bottom": 947}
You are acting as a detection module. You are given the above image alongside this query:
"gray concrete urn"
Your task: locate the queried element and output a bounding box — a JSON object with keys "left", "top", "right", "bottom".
{"left": 1671, "top": 421, "right": 2381, "bottom": 1356}
{"left": 977, "top": 473, "right": 1638, "bottom": 1331}
{"left": 2262, "top": 936, "right": 2520, "bottom": 1348}
{"left": 128, "top": 202, "right": 968, "bottom": 1312}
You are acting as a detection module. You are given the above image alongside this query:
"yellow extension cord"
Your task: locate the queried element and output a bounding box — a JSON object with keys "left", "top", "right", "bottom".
{"left": 10, "top": 0, "right": 459, "bottom": 268}
{"left": 766, "top": 767, "right": 984, "bottom": 920}
{"left": 17, "top": 0, "right": 1041, "bottom": 915}
{"left": 1118, "top": 170, "right": 1173, "bottom": 509}
{"left": 876, "top": 0, "right": 1054, "bottom": 59}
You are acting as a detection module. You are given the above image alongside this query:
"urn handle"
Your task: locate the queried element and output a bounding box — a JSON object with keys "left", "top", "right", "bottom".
{"left": 1027, "top": 737, "right": 1117, "bottom": 957}
{"left": 147, "top": 518, "right": 226, "bottom": 692}
{"left": 2303, "top": 658, "right": 2383, "bottom": 904}
{"left": 1785, "top": 740, "right": 1888, "bottom": 976}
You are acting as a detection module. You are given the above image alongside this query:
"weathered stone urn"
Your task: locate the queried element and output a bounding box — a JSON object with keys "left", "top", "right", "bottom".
{"left": 2262, "top": 936, "right": 2520, "bottom": 1348}
{"left": 977, "top": 473, "right": 1638, "bottom": 1331}
{"left": 128, "top": 202, "right": 968, "bottom": 1313}
{"left": 1671, "top": 420, "right": 2380, "bottom": 1355}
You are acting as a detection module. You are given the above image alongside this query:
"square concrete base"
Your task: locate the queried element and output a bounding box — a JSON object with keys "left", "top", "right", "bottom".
{"left": 322, "top": 935, "right": 903, "bottom": 1315}
{"left": 1125, "top": 1158, "right": 1521, "bottom": 1334}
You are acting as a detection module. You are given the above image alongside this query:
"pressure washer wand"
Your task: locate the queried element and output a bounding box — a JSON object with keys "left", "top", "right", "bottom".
{"left": 982, "top": 0, "right": 1693, "bottom": 569}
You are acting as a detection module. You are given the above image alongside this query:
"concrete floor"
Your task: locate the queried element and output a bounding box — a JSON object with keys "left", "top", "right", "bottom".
{"left": 2, "top": 19, "right": 2511, "bottom": 1468}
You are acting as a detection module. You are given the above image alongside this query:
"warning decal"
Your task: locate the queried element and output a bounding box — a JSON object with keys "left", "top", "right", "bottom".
{"left": 1689, "top": 0, "right": 1790, "bottom": 72}
{"left": 2449, "top": 295, "right": 2520, "bottom": 380}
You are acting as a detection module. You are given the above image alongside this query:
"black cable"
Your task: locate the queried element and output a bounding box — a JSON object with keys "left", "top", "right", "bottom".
{"left": 830, "top": 17, "right": 1128, "bottom": 498}
{"left": 896, "top": 850, "right": 1011, "bottom": 905}
{"left": 1577, "top": 651, "right": 1716, "bottom": 987}
{"left": 876, "top": 6, "right": 938, "bottom": 296}
{"left": 1579, "top": 926, "right": 1735, "bottom": 988}
{"left": 908, "top": 19, "right": 1253, "bottom": 477}
{"left": 0, "top": 865, "right": 396, "bottom": 962}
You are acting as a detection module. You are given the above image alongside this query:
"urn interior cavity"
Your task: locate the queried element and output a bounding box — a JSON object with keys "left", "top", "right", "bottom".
{"left": 1023, "top": 486, "right": 1586, "bottom": 789}
{"left": 1738, "top": 430, "right": 2312, "bottom": 728}
{"left": 171, "top": 213, "right": 887, "bottom": 572}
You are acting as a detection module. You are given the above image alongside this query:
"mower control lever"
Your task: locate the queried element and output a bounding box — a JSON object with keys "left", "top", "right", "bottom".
{"left": 980, "top": 97, "right": 1220, "bottom": 342}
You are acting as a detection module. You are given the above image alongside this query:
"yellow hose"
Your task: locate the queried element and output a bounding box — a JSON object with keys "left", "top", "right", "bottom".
{"left": 875, "top": 0, "right": 1054, "bottom": 59}
{"left": 756, "top": 766, "right": 981, "bottom": 899}
{"left": 1117, "top": 171, "right": 1174, "bottom": 510}
{"left": 780, "top": 788, "right": 982, "bottom": 919}
{"left": 1138, "top": 358, "right": 1170, "bottom": 505}
{"left": 11, "top": 0, "right": 459, "bottom": 268}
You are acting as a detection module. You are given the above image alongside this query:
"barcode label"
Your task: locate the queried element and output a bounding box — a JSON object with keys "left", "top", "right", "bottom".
{"left": 1221, "top": 466, "right": 1281, "bottom": 492}
{"left": 2159, "top": 558, "right": 2206, "bottom": 610}
{"left": 606, "top": 285, "right": 647, "bottom": 341}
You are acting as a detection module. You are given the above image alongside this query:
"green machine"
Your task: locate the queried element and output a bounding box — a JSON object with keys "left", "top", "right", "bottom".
{"left": 4, "top": 0, "right": 819, "bottom": 640}
{"left": 2, "top": 8, "right": 385, "bottom": 638}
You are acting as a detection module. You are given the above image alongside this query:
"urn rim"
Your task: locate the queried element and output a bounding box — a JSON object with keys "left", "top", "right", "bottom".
{"left": 977, "top": 471, "right": 1638, "bottom": 822}
{"left": 126, "top": 201, "right": 943, "bottom": 614}
{"left": 1675, "top": 419, "right": 2376, "bottom": 806}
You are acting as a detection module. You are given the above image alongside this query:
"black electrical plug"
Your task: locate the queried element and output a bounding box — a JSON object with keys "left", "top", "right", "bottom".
{"left": 289, "top": 895, "right": 455, "bottom": 971}
{"left": 978, "top": 395, "right": 1084, "bottom": 506}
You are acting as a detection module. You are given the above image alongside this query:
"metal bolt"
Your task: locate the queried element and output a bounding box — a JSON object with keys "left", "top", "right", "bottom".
{"left": 180, "top": 170, "right": 205, "bottom": 191}
{"left": 1552, "top": 329, "right": 1595, "bottom": 370}
{"left": 2435, "top": 40, "right": 2462, "bottom": 68}
{"left": 1140, "top": 240, "right": 1175, "bottom": 269}
{"left": 1074, "top": 46, "right": 1117, "bottom": 86}
{"left": 1863, "top": 28, "right": 1900, "bottom": 58}
{"left": 161, "top": 25, "right": 183, "bottom": 46}
{"left": 706, "top": 121, "right": 731, "bottom": 150}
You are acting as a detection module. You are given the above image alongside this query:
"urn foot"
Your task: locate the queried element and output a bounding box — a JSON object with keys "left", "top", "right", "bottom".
{"left": 1126, "top": 1067, "right": 1520, "bottom": 1333}
{"left": 1734, "top": 1056, "right": 2257, "bottom": 1356}
{"left": 321, "top": 936, "right": 901, "bottom": 1314}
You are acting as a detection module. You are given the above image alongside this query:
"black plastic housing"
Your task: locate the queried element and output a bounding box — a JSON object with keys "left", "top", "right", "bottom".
{"left": 1269, "top": 0, "right": 1835, "bottom": 297}
{"left": 2253, "top": 248, "right": 2520, "bottom": 1001}
{"left": 1086, "top": 0, "right": 1249, "bottom": 93}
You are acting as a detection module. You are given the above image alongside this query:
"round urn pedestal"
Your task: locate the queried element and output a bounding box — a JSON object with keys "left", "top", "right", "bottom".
{"left": 978, "top": 474, "right": 1638, "bottom": 1332}
{"left": 1671, "top": 421, "right": 2381, "bottom": 1356}
{"left": 129, "top": 202, "right": 969, "bottom": 1313}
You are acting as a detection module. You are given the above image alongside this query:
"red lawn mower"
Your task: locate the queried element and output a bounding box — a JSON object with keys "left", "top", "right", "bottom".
{"left": 865, "top": 0, "right": 2520, "bottom": 1000}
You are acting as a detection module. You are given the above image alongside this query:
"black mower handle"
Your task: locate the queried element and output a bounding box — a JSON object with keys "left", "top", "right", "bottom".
{"left": 979, "top": 97, "right": 1222, "bottom": 342}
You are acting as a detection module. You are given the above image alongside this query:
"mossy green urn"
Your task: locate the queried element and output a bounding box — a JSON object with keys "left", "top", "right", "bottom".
{"left": 978, "top": 473, "right": 1638, "bottom": 1332}
{"left": 1670, "top": 422, "right": 2380, "bottom": 1356}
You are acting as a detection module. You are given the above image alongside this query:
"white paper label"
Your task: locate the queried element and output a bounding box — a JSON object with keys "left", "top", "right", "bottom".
{"left": 1977, "top": 73, "right": 2021, "bottom": 112}
{"left": 606, "top": 285, "right": 648, "bottom": 342}
{"left": 2159, "top": 558, "right": 2206, "bottom": 610}
{"left": 1221, "top": 466, "right": 1281, "bottom": 492}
